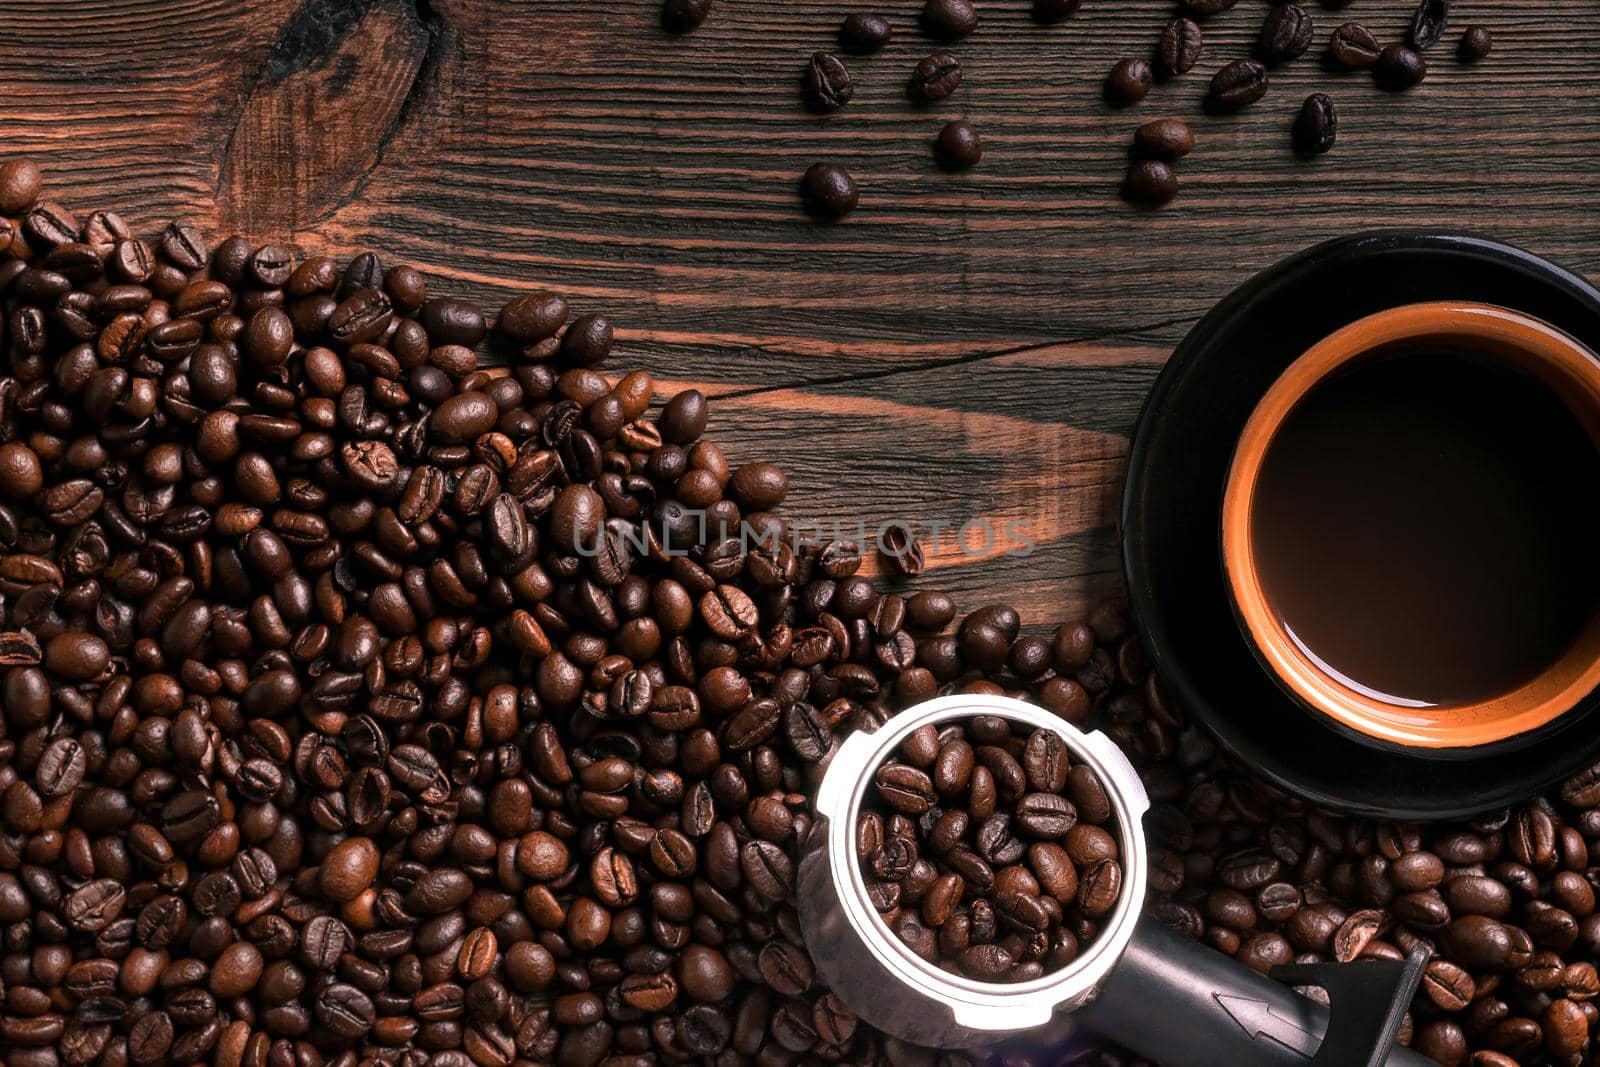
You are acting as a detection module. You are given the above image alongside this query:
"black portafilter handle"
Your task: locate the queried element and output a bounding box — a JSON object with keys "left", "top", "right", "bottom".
{"left": 1074, "top": 920, "right": 1435, "bottom": 1067}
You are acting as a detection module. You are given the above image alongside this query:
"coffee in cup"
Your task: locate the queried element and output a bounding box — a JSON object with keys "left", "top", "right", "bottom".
{"left": 1222, "top": 302, "right": 1600, "bottom": 748}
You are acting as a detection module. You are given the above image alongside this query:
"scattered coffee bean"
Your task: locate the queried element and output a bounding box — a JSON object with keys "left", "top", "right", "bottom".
{"left": 1409, "top": 0, "right": 1451, "bottom": 51}
{"left": 1209, "top": 59, "right": 1270, "bottom": 110}
{"left": 1258, "top": 4, "right": 1315, "bottom": 65}
{"left": 801, "top": 162, "right": 860, "bottom": 218}
{"left": 922, "top": 0, "right": 978, "bottom": 41}
{"left": 934, "top": 121, "right": 984, "bottom": 170}
{"left": 1156, "top": 17, "right": 1204, "bottom": 77}
{"left": 804, "top": 52, "right": 854, "bottom": 112}
{"left": 1293, "top": 93, "right": 1337, "bottom": 154}
{"left": 1376, "top": 43, "right": 1428, "bottom": 90}
{"left": 1106, "top": 57, "right": 1154, "bottom": 104}
{"left": 840, "top": 13, "right": 893, "bottom": 53}
{"left": 661, "top": 0, "right": 713, "bottom": 32}
{"left": 909, "top": 52, "right": 964, "bottom": 102}
{"left": 1458, "top": 25, "right": 1492, "bottom": 63}
{"left": 1133, "top": 119, "right": 1195, "bottom": 161}
{"left": 1327, "top": 22, "right": 1382, "bottom": 69}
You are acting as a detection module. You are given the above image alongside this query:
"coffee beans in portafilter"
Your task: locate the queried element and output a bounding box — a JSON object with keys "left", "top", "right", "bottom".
{"left": 858, "top": 718, "right": 1124, "bottom": 983}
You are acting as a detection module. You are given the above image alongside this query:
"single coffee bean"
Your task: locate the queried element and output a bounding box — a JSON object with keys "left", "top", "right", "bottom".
{"left": 1327, "top": 23, "right": 1382, "bottom": 69}
{"left": 1105, "top": 57, "right": 1154, "bottom": 104}
{"left": 661, "top": 0, "right": 712, "bottom": 32}
{"left": 801, "top": 163, "right": 860, "bottom": 219}
{"left": 1458, "top": 25, "right": 1491, "bottom": 62}
{"left": 934, "top": 121, "right": 984, "bottom": 170}
{"left": 1375, "top": 44, "right": 1427, "bottom": 90}
{"left": 1258, "top": 4, "right": 1314, "bottom": 64}
{"left": 1133, "top": 119, "right": 1195, "bottom": 161}
{"left": 0, "top": 159, "right": 42, "bottom": 214}
{"left": 1408, "top": 0, "right": 1451, "bottom": 50}
{"left": 1156, "top": 17, "right": 1204, "bottom": 76}
{"left": 921, "top": 0, "right": 977, "bottom": 41}
{"left": 908, "top": 52, "right": 963, "bottom": 102}
{"left": 1209, "top": 59, "right": 1269, "bottom": 110}
{"left": 804, "top": 52, "right": 854, "bottom": 112}
{"left": 840, "top": 13, "right": 892, "bottom": 53}
{"left": 1122, "top": 160, "right": 1178, "bottom": 207}
{"left": 1422, "top": 959, "right": 1476, "bottom": 1012}
{"left": 1293, "top": 93, "right": 1337, "bottom": 154}
{"left": 319, "top": 836, "right": 380, "bottom": 902}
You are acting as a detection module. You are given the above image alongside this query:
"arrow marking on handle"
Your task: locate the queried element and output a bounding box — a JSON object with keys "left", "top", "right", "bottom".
{"left": 1215, "top": 994, "right": 1321, "bottom": 1058}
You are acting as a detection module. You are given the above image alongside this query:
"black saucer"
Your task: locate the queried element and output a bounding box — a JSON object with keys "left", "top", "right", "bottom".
{"left": 1122, "top": 232, "right": 1600, "bottom": 820}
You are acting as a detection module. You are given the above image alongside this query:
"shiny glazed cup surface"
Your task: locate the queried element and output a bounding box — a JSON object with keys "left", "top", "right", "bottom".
{"left": 1222, "top": 301, "right": 1600, "bottom": 749}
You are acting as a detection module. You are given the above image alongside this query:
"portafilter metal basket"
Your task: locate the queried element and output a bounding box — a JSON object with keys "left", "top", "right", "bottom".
{"left": 796, "top": 694, "right": 1435, "bottom": 1067}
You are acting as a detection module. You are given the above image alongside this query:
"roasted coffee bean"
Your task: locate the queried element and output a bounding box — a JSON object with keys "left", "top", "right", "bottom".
{"left": 1441, "top": 916, "right": 1531, "bottom": 971}
{"left": 1328, "top": 22, "right": 1381, "bottom": 69}
{"left": 1293, "top": 93, "right": 1337, "bottom": 154}
{"left": 1133, "top": 119, "right": 1195, "bottom": 161}
{"left": 839, "top": 13, "right": 892, "bottom": 53}
{"left": 1423, "top": 959, "right": 1476, "bottom": 1011}
{"left": 934, "top": 121, "right": 984, "bottom": 170}
{"left": 1122, "top": 160, "right": 1178, "bottom": 207}
{"left": 1408, "top": 0, "right": 1451, "bottom": 50}
{"left": 922, "top": 0, "right": 977, "bottom": 41}
{"left": 876, "top": 764, "right": 938, "bottom": 814}
{"left": 1157, "top": 17, "right": 1204, "bottom": 76}
{"left": 1376, "top": 44, "right": 1427, "bottom": 90}
{"left": 1258, "top": 4, "right": 1314, "bottom": 64}
{"left": 804, "top": 52, "right": 854, "bottom": 112}
{"left": 1209, "top": 59, "right": 1269, "bottom": 110}
{"left": 1105, "top": 57, "right": 1154, "bottom": 104}
{"left": 661, "top": 0, "right": 712, "bottom": 32}
{"left": 801, "top": 163, "right": 859, "bottom": 219}
{"left": 1458, "top": 25, "right": 1492, "bottom": 62}
{"left": 909, "top": 52, "right": 963, "bottom": 102}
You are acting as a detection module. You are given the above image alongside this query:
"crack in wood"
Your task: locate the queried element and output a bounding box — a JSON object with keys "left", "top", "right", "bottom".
{"left": 351, "top": 0, "right": 449, "bottom": 217}
{"left": 713, "top": 316, "right": 1193, "bottom": 401}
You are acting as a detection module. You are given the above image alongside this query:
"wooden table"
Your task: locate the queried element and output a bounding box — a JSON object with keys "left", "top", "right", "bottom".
{"left": 14, "top": 0, "right": 1598, "bottom": 624}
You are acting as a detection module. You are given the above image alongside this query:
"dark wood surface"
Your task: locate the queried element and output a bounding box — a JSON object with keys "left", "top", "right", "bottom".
{"left": 6, "top": 0, "right": 1597, "bottom": 623}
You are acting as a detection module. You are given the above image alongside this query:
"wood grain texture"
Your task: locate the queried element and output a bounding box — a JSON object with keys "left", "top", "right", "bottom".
{"left": 0, "top": 0, "right": 1594, "bottom": 621}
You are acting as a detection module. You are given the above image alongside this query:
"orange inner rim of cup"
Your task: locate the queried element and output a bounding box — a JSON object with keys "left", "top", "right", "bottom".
{"left": 1222, "top": 302, "right": 1600, "bottom": 749}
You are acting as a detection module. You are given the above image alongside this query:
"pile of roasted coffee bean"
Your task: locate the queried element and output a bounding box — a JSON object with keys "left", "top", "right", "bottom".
{"left": 662, "top": 0, "right": 1495, "bottom": 213}
{"left": 0, "top": 153, "right": 1594, "bottom": 1067}
{"left": 0, "top": 157, "right": 1117, "bottom": 1067}
{"left": 859, "top": 717, "right": 1124, "bottom": 983}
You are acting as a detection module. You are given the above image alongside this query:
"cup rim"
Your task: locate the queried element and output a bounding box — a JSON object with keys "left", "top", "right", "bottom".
{"left": 1221, "top": 301, "right": 1600, "bottom": 749}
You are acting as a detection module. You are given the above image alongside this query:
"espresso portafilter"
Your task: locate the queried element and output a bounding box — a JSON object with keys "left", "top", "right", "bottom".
{"left": 796, "top": 695, "right": 1435, "bottom": 1067}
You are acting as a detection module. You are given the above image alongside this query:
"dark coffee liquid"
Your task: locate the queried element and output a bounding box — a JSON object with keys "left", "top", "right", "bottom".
{"left": 1250, "top": 347, "right": 1600, "bottom": 708}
